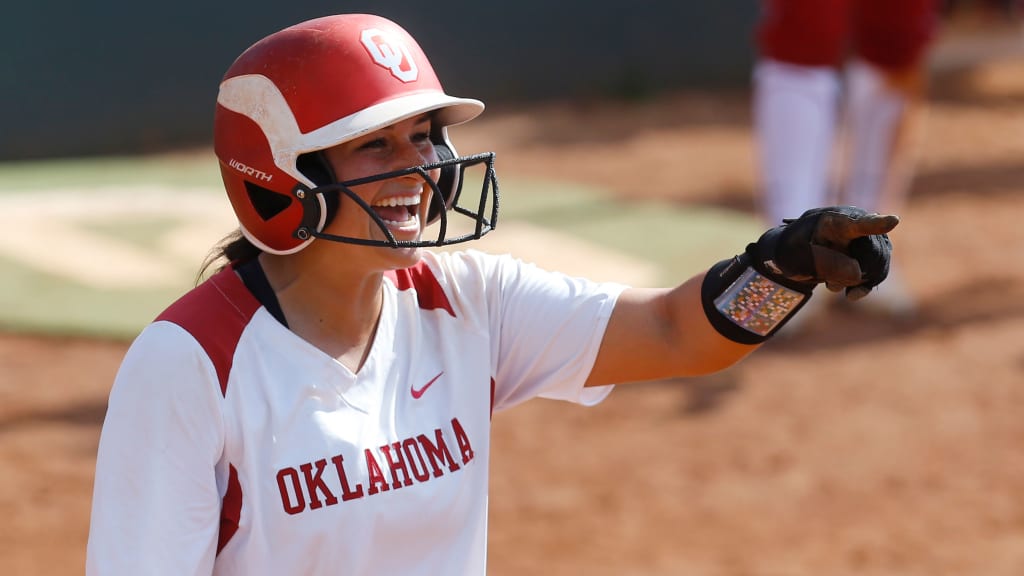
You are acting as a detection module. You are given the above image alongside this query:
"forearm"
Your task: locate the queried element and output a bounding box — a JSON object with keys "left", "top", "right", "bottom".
{"left": 662, "top": 273, "right": 761, "bottom": 375}
{"left": 585, "top": 274, "right": 758, "bottom": 387}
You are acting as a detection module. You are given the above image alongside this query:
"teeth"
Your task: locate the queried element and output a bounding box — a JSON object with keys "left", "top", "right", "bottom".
{"left": 373, "top": 195, "right": 420, "bottom": 207}
{"left": 380, "top": 213, "right": 419, "bottom": 226}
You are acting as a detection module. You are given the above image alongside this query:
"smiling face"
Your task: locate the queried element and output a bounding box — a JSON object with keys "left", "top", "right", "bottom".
{"left": 319, "top": 114, "right": 441, "bottom": 267}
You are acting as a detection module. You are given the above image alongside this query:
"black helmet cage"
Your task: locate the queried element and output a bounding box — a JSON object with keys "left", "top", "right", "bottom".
{"left": 292, "top": 152, "right": 499, "bottom": 248}
{"left": 429, "top": 124, "right": 459, "bottom": 224}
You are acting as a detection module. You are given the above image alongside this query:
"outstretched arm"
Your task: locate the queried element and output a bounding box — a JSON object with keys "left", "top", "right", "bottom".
{"left": 585, "top": 206, "right": 899, "bottom": 387}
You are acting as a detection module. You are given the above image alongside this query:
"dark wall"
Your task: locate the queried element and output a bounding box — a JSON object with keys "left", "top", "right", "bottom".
{"left": 2, "top": 1, "right": 758, "bottom": 161}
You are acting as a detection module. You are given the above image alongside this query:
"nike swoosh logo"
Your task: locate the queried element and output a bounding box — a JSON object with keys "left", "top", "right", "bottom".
{"left": 411, "top": 371, "right": 444, "bottom": 399}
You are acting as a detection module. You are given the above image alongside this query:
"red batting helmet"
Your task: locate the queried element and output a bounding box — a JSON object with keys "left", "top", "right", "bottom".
{"left": 213, "top": 13, "right": 496, "bottom": 254}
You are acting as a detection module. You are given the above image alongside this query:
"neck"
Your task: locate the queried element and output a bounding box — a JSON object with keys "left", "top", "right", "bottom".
{"left": 258, "top": 250, "right": 385, "bottom": 372}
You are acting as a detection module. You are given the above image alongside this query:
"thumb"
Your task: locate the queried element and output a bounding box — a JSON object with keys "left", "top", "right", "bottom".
{"left": 845, "top": 285, "right": 873, "bottom": 301}
{"left": 811, "top": 244, "right": 863, "bottom": 287}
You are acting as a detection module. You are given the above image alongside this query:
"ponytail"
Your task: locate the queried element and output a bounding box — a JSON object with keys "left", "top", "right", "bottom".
{"left": 196, "top": 229, "right": 262, "bottom": 285}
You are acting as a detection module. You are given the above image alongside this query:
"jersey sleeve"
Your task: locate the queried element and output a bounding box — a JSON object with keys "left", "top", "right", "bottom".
{"left": 440, "top": 250, "right": 628, "bottom": 412}
{"left": 87, "top": 321, "right": 225, "bottom": 576}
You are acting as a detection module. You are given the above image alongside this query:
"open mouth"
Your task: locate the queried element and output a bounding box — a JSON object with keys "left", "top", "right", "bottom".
{"left": 371, "top": 194, "right": 421, "bottom": 230}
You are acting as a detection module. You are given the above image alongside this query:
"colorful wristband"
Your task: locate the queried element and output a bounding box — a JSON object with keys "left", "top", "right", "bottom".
{"left": 701, "top": 253, "right": 812, "bottom": 344}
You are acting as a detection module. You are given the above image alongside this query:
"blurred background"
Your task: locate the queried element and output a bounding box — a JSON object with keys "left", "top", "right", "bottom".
{"left": 3, "top": 0, "right": 763, "bottom": 161}
{"left": 4, "top": 0, "right": 1020, "bottom": 161}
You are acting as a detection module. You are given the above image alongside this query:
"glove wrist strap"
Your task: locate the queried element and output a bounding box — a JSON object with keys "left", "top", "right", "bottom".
{"left": 701, "top": 252, "right": 813, "bottom": 344}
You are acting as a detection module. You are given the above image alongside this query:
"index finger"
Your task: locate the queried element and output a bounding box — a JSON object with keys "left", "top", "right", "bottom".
{"left": 815, "top": 212, "right": 900, "bottom": 246}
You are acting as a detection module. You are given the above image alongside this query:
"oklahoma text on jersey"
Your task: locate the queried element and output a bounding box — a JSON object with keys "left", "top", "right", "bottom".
{"left": 276, "top": 416, "right": 475, "bottom": 514}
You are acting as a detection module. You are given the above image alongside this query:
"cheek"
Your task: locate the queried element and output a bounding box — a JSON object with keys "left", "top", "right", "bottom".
{"left": 343, "top": 181, "right": 377, "bottom": 204}
{"left": 427, "top": 167, "right": 442, "bottom": 187}
{"left": 424, "top": 167, "right": 443, "bottom": 209}
{"left": 329, "top": 182, "right": 378, "bottom": 227}
{"left": 330, "top": 155, "right": 372, "bottom": 183}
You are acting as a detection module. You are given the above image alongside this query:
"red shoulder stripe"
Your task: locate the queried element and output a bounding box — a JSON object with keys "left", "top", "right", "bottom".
{"left": 385, "top": 260, "right": 455, "bottom": 317}
{"left": 155, "top": 266, "right": 261, "bottom": 396}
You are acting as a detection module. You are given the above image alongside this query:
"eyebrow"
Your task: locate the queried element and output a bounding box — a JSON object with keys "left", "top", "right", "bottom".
{"left": 381, "top": 114, "right": 431, "bottom": 131}
{"left": 355, "top": 114, "right": 432, "bottom": 146}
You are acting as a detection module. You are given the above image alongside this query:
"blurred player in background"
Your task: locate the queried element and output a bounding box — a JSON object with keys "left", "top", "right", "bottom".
{"left": 753, "top": 0, "right": 942, "bottom": 320}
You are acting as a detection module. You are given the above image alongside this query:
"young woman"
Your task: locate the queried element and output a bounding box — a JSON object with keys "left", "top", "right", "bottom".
{"left": 87, "top": 13, "right": 898, "bottom": 575}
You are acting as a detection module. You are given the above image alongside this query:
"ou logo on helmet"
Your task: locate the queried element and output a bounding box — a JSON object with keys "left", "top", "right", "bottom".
{"left": 360, "top": 28, "right": 418, "bottom": 83}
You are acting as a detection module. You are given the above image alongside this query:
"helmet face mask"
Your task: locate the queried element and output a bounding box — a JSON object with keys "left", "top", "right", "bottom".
{"left": 294, "top": 151, "right": 499, "bottom": 248}
{"left": 213, "top": 13, "right": 497, "bottom": 255}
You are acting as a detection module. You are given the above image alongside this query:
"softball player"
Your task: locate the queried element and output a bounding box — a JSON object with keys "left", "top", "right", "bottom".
{"left": 754, "top": 0, "right": 940, "bottom": 317}
{"left": 87, "top": 13, "right": 899, "bottom": 575}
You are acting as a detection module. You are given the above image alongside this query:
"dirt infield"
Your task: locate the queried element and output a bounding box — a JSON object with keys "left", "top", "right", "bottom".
{"left": 4, "top": 35, "right": 1024, "bottom": 576}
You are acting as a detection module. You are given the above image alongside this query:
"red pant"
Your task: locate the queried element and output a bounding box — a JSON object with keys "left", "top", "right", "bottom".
{"left": 757, "top": 0, "right": 941, "bottom": 69}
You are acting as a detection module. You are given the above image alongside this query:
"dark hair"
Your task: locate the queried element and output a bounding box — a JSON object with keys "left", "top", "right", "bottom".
{"left": 196, "top": 229, "right": 262, "bottom": 285}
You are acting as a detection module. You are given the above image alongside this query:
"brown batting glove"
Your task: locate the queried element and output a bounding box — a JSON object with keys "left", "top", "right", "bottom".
{"left": 748, "top": 206, "right": 901, "bottom": 301}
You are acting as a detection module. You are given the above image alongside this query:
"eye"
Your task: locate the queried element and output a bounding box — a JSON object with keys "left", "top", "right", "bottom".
{"left": 358, "top": 137, "right": 388, "bottom": 150}
{"left": 412, "top": 131, "right": 431, "bottom": 143}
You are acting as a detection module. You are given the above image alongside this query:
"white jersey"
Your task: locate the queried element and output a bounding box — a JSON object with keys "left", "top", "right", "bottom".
{"left": 87, "top": 249, "right": 626, "bottom": 576}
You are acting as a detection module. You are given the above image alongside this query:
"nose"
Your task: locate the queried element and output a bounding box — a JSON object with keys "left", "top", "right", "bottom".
{"left": 391, "top": 139, "right": 440, "bottom": 185}
{"left": 392, "top": 139, "right": 435, "bottom": 170}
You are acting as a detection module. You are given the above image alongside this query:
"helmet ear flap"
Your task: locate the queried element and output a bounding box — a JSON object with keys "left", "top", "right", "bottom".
{"left": 429, "top": 126, "right": 459, "bottom": 224}
{"left": 297, "top": 151, "right": 340, "bottom": 227}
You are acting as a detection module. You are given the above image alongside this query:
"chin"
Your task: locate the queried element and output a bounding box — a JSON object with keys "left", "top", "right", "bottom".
{"left": 381, "top": 245, "right": 424, "bottom": 270}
